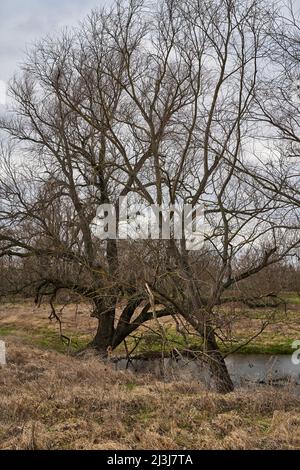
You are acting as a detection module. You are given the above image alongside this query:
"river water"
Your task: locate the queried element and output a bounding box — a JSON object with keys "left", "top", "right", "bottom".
{"left": 114, "top": 354, "right": 300, "bottom": 391}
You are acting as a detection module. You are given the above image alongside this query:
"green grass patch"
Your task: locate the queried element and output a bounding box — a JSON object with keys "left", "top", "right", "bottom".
{"left": 281, "top": 292, "right": 300, "bottom": 305}
{"left": 0, "top": 322, "right": 89, "bottom": 353}
{"left": 124, "top": 381, "right": 137, "bottom": 391}
{"left": 0, "top": 324, "right": 18, "bottom": 336}
{"left": 115, "top": 325, "right": 296, "bottom": 357}
{"left": 222, "top": 339, "right": 294, "bottom": 355}
{"left": 30, "top": 328, "right": 89, "bottom": 353}
{"left": 115, "top": 328, "right": 204, "bottom": 358}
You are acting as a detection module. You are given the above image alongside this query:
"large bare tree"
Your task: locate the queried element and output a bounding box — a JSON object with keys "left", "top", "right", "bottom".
{"left": 1, "top": 0, "right": 299, "bottom": 393}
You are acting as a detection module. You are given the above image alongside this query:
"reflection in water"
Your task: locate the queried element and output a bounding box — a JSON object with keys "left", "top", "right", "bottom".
{"left": 114, "top": 354, "right": 300, "bottom": 392}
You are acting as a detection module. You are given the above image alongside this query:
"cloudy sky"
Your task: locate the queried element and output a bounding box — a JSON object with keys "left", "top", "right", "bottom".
{"left": 0, "top": 0, "right": 112, "bottom": 84}
{"left": 1, "top": 0, "right": 300, "bottom": 88}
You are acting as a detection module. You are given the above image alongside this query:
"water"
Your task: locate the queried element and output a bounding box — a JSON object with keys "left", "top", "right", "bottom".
{"left": 226, "top": 354, "right": 300, "bottom": 387}
{"left": 114, "top": 354, "right": 300, "bottom": 391}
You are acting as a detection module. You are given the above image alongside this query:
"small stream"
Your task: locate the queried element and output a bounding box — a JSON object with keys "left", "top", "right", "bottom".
{"left": 114, "top": 354, "right": 300, "bottom": 392}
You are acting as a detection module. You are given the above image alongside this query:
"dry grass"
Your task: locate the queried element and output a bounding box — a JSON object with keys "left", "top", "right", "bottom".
{"left": 0, "top": 337, "right": 300, "bottom": 450}
{"left": 0, "top": 300, "right": 96, "bottom": 336}
{"left": 1, "top": 299, "right": 300, "bottom": 356}
{"left": 0, "top": 300, "right": 300, "bottom": 450}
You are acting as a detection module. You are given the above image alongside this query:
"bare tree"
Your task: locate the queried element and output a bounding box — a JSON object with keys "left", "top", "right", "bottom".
{"left": 0, "top": 1, "right": 176, "bottom": 355}
{"left": 1, "top": 0, "right": 299, "bottom": 393}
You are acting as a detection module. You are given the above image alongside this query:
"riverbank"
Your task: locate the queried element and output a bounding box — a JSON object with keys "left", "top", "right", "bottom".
{"left": 0, "top": 297, "right": 299, "bottom": 356}
{"left": 0, "top": 338, "right": 299, "bottom": 450}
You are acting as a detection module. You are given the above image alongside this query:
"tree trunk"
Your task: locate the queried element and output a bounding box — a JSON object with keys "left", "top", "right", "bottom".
{"left": 185, "top": 312, "right": 234, "bottom": 393}
{"left": 90, "top": 238, "right": 118, "bottom": 355}
{"left": 206, "top": 336, "right": 234, "bottom": 393}
{"left": 169, "top": 241, "right": 234, "bottom": 393}
{"left": 90, "top": 300, "right": 115, "bottom": 356}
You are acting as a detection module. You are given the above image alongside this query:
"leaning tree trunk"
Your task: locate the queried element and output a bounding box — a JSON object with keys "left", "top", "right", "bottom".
{"left": 170, "top": 241, "right": 234, "bottom": 393}
{"left": 205, "top": 334, "right": 234, "bottom": 393}
{"left": 189, "top": 317, "right": 234, "bottom": 393}
{"left": 183, "top": 301, "right": 234, "bottom": 392}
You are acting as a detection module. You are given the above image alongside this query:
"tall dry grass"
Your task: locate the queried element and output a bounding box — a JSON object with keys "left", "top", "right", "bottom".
{"left": 0, "top": 337, "right": 299, "bottom": 450}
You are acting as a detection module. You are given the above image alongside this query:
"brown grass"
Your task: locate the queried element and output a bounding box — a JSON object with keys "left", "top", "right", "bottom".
{"left": 1, "top": 299, "right": 299, "bottom": 356}
{"left": 0, "top": 300, "right": 300, "bottom": 450}
{"left": 0, "top": 300, "right": 96, "bottom": 335}
{"left": 0, "top": 337, "right": 300, "bottom": 450}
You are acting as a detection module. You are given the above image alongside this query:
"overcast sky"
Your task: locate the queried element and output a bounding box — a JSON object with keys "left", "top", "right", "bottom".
{"left": 1, "top": 0, "right": 300, "bottom": 88}
{"left": 0, "top": 0, "right": 112, "bottom": 84}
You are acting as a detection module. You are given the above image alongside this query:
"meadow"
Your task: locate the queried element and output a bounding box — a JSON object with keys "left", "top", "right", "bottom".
{"left": 0, "top": 298, "right": 299, "bottom": 450}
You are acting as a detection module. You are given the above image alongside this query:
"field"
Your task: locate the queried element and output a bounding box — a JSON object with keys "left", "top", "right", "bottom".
{"left": 0, "top": 296, "right": 299, "bottom": 356}
{"left": 0, "top": 338, "right": 300, "bottom": 450}
{"left": 0, "top": 299, "right": 300, "bottom": 450}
